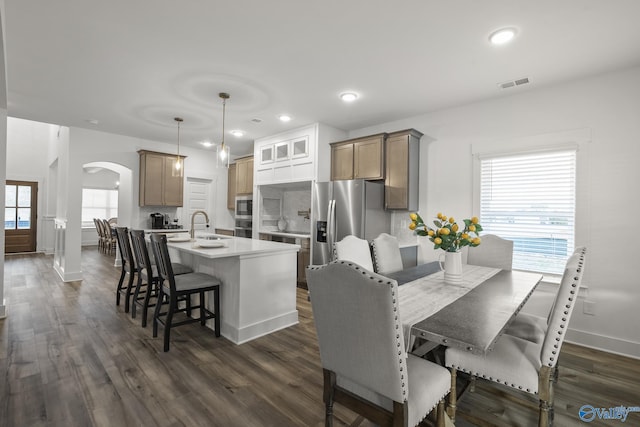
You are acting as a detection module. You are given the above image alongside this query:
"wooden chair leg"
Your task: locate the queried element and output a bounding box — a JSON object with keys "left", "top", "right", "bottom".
{"left": 538, "top": 366, "right": 554, "bottom": 427}
{"left": 323, "top": 369, "right": 335, "bottom": 427}
{"left": 436, "top": 399, "right": 445, "bottom": 427}
{"left": 447, "top": 368, "right": 457, "bottom": 422}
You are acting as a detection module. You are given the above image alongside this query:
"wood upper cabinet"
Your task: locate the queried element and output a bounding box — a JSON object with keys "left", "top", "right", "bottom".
{"left": 330, "top": 143, "right": 354, "bottom": 180}
{"left": 330, "top": 133, "right": 386, "bottom": 181}
{"left": 227, "top": 163, "right": 237, "bottom": 209}
{"left": 385, "top": 129, "right": 423, "bottom": 210}
{"left": 235, "top": 156, "right": 254, "bottom": 195}
{"left": 138, "top": 150, "right": 185, "bottom": 207}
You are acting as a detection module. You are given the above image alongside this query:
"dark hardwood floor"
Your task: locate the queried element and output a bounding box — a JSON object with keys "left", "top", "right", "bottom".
{"left": 1, "top": 248, "right": 638, "bottom": 426}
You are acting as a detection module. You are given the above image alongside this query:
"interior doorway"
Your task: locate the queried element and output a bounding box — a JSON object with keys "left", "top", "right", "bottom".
{"left": 5, "top": 180, "right": 38, "bottom": 253}
{"left": 185, "top": 177, "right": 213, "bottom": 232}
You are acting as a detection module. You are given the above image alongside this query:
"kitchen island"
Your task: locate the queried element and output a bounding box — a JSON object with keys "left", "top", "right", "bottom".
{"left": 164, "top": 233, "right": 300, "bottom": 344}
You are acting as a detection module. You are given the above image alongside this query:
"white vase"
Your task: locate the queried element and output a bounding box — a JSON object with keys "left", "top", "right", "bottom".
{"left": 439, "top": 251, "right": 463, "bottom": 285}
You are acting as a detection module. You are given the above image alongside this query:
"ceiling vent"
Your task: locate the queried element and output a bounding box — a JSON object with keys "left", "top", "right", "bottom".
{"left": 498, "top": 77, "right": 530, "bottom": 90}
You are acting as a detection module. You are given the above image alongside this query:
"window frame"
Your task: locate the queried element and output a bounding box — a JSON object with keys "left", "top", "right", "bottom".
{"left": 472, "top": 128, "right": 590, "bottom": 284}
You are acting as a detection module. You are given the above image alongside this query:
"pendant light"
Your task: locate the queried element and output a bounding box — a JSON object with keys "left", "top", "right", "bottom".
{"left": 216, "top": 92, "right": 231, "bottom": 168}
{"left": 172, "top": 117, "right": 184, "bottom": 177}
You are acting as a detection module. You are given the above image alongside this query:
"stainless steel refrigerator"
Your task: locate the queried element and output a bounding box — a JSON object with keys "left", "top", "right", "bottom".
{"left": 311, "top": 180, "right": 391, "bottom": 265}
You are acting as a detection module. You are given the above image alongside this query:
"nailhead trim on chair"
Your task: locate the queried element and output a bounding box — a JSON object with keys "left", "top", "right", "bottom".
{"left": 308, "top": 260, "right": 450, "bottom": 419}
{"left": 332, "top": 260, "right": 410, "bottom": 400}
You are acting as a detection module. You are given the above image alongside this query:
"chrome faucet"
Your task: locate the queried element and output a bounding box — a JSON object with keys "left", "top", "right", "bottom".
{"left": 190, "top": 210, "right": 210, "bottom": 240}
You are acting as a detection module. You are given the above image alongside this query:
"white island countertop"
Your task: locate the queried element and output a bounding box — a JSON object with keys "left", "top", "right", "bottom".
{"left": 164, "top": 233, "right": 300, "bottom": 258}
{"left": 161, "top": 232, "right": 300, "bottom": 344}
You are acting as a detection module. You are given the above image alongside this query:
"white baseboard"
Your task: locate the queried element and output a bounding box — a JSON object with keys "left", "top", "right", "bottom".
{"left": 54, "top": 263, "right": 83, "bottom": 282}
{"left": 567, "top": 328, "right": 640, "bottom": 360}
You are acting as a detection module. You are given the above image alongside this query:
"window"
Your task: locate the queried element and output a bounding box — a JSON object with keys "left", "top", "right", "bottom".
{"left": 82, "top": 188, "right": 118, "bottom": 227}
{"left": 478, "top": 149, "right": 576, "bottom": 275}
{"left": 5, "top": 183, "right": 34, "bottom": 230}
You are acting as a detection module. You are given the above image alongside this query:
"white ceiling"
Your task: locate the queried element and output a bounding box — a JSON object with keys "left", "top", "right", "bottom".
{"left": 5, "top": 1, "right": 640, "bottom": 157}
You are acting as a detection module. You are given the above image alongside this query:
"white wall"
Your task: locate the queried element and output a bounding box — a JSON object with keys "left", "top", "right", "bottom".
{"left": 348, "top": 65, "right": 640, "bottom": 358}
{"left": 6, "top": 118, "right": 52, "bottom": 252}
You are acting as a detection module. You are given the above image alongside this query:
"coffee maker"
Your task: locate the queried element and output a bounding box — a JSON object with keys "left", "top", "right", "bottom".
{"left": 150, "top": 213, "right": 164, "bottom": 229}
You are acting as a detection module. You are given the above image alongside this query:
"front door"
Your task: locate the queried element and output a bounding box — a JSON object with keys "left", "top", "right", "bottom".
{"left": 5, "top": 180, "right": 38, "bottom": 253}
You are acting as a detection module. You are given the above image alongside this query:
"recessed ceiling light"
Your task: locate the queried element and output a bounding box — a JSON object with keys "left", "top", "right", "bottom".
{"left": 86, "top": 119, "right": 99, "bottom": 125}
{"left": 230, "top": 130, "right": 244, "bottom": 137}
{"left": 489, "top": 27, "right": 517, "bottom": 45}
{"left": 278, "top": 114, "right": 292, "bottom": 122}
{"left": 200, "top": 141, "right": 213, "bottom": 148}
{"left": 340, "top": 92, "right": 359, "bottom": 102}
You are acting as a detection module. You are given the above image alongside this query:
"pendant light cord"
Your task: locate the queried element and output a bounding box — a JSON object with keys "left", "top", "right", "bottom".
{"left": 221, "top": 96, "right": 226, "bottom": 148}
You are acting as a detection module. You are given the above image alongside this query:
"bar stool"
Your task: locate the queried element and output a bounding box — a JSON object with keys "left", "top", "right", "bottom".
{"left": 115, "top": 226, "right": 137, "bottom": 313}
{"left": 129, "top": 229, "right": 193, "bottom": 327}
{"left": 149, "top": 233, "right": 222, "bottom": 352}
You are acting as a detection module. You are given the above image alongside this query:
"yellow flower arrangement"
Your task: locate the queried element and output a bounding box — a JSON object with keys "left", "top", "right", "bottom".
{"left": 409, "top": 212, "right": 483, "bottom": 252}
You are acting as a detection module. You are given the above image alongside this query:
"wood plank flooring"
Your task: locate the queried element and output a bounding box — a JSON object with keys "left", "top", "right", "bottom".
{"left": 1, "top": 248, "right": 639, "bottom": 426}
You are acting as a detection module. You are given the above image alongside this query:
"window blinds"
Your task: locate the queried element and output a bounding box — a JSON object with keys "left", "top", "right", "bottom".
{"left": 479, "top": 149, "right": 576, "bottom": 275}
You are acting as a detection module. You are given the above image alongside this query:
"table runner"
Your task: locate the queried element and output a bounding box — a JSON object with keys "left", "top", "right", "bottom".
{"left": 397, "top": 264, "right": 500, "bottom": 347}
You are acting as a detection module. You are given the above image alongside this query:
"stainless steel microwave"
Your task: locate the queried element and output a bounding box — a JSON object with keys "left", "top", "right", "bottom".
{"left": 235, "top": 195, "right": 253, "bottom": 217}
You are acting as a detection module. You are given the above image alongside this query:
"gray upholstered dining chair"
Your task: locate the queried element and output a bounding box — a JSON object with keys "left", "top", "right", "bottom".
{"left": 466, "top": 234, "right": 514, "bottom": 270}
{"left": 445, "top": 247, "right": 586, "bottom": 427}
{"left": 371, "top": 232, "right": 404, "bottom": 275}
{"left": 306, "top": 260, "right": 451, "bottom": 427}
{"left": 333, "top": 234, "right": 375, "bottom": 271}
{"left": 506, "top": 246, "right": 587, "bottom": 344}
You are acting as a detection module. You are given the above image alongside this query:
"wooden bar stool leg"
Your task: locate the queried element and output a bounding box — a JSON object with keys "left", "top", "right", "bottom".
{"left": 199, "top": 291, "right": 206, "bottom": 326}
{"left": 214, "top": 286, "right": 220, "bottom": 337}
{"left": 124, "top": 272, "right": 135, "bottom": 313}
{"left": 116, "top": 268, "right": 126, "bottom": 306}
{"left": 131, "top": 275, "right": 144, "bottom": 318}
{"left": 141, "top": 279, "right": 156, "bottom": 328}
{"left": 164, "top": 296, "right": 176, "bottom": 352}
{"left": 153, "top": 289, "right": 164, "bottom": 338}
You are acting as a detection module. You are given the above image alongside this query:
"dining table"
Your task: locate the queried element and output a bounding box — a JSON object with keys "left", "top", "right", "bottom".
{"left": 388, "top": 261, "right": 543, "bottom": 356}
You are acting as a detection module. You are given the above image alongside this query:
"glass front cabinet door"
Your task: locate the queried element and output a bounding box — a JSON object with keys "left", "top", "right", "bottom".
{"left": 275, "top": 141, "right": 290, "bottom": 161}
{"left": 260, "top": 145, "right": 274, "bottom": 164}
{"left": 292, "top": 137, "right": 309, "bottom": 159}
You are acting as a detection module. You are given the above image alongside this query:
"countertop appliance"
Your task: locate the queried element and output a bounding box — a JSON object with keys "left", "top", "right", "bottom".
{"left": 312, "top": 180, "right": 390, "bottom": 265}
{"left": 150, "top": 213, "right": 164, "bottom": 229}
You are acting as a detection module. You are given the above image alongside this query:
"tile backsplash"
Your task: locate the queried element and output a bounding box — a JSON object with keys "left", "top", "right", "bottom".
{"left": 282, "top": 189, "right": 311, "bottom": 232}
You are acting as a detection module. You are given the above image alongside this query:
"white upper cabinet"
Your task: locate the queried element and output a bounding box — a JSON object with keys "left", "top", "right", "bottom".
{"left": 254, "top": 123, "right": 346, "bottom": 185}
